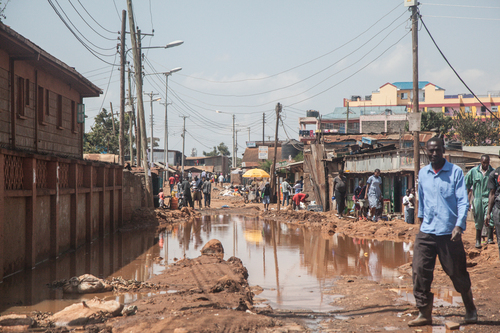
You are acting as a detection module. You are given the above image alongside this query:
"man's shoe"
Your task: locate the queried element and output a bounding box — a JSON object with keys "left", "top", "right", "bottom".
{"left": 462, "top": 289, "right": 478, "bottom": 324}
{"left": 408, "top": 293, "right": 433, "bottom": 327}
{"left": 475, "top": 229, "right": 482, "bottom": 248}
{"left": 488, "top": 227, "right": 495, "bottom": 244}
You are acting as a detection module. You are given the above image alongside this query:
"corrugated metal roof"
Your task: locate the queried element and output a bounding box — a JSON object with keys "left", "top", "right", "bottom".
{"left": 322, "top": 132, "right": 435, "bottom": 143}
{"left": 391, "top": 81, "right": 443, "bottom": 90}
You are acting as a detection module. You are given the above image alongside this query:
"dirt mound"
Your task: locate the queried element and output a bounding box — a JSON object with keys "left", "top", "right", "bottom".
{"left": 108, "top": 254, "right": 286, "bottom": 333}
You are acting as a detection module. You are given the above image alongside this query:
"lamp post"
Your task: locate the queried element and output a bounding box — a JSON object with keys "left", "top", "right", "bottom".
{"left": 120, "top": 39, "right": 184, "bottom": 164}
{"left": 216, "top": 110, "right": 236, "bottom": 168}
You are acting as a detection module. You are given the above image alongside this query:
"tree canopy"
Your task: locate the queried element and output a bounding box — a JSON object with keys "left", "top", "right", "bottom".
{"left": 203, "top": 142, "right": 230, "bottom": 157}
{"left": 84, "top": 108, "right": 133, "bottom": 155}
{"left": 452, "top": 111, "right": 500, "bottom": 146}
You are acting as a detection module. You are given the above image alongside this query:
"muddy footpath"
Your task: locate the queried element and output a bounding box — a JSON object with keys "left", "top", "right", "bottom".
{"left": 2, "top": 191, "right": 500, "bottom": 333}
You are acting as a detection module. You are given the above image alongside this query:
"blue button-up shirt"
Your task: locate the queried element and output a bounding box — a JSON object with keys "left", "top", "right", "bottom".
{"left": 418, "top": 160, "right": 469, "bottom": 236}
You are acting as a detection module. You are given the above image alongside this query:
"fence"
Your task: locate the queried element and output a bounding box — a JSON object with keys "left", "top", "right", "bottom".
{"left": 0, "top": 148, "right": 123, "bottom": 281}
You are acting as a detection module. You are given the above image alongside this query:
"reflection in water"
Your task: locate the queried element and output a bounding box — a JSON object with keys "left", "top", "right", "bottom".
{"left": 0, "top": 215, "right": 414, "bottom": 315}
{"left": 0, "top": 229, "right": 163, "bottom": 315}
{"left": 164, "top": 215, "right": 413, "bottom": 311}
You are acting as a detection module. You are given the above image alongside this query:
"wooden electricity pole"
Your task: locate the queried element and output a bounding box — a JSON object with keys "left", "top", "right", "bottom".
{"left": 345, "top": 100, "right": 349, "bottom": 134}
{"left": 412, "top": 4, "right": 420, "bottom": 189}
{"left": 270, "top": 103, "right": 281, "bottom": 207}
{"left": 127, "top": 0, "right": 153, "bottom": 207}
{"left": 119, "top": 9, "right": 126, "bottom": 165}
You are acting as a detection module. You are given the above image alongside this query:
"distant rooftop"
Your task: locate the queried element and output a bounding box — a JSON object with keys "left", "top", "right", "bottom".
{"left": 391, "top": 81, "right": 443, "bottom": 90}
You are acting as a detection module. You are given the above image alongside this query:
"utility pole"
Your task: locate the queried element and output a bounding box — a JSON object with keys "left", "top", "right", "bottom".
{"left": 127, "top": 65, "right": 136, "bottom": 165}
{"left": 262, "top": 113, "right": 265, "bottom": 145}
{"left": 270, "top": 103, "right": 281, "bottom": 207}
{"left": 248, "top": 127, "right": 250, "bottom": 142}
{"left": 412, "top": 4, "right": 420, "bottom": 190}
{"left": 180, "top": 115, "right": 188, "bottom": 178}
{"left": 127, "top": 0, "right": 153, "bottom": 207}
{"left": 232, "top": 114, "right": 236, "bottom": 168}
{"left": 345, "top": 101, "right": 349, "bottom": 134}
{"left": 145, "top": 91, "right": 159, "bottom": 156}
{"left": 119, "top": 9, "right": 126, "bottom": 166}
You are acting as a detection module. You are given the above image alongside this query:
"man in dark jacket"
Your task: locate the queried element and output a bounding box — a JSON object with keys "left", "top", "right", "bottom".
{"left": 181, "top": 177, "right": 194, "bottom": 208}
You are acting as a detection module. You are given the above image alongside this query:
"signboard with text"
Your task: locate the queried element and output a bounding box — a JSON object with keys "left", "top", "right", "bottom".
{"left": 258, "top": 146, "right": 268, "bottom": 160}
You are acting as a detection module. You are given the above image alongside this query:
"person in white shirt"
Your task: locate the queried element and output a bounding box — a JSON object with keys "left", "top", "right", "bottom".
{"left": 403, "top": 189, "right": 410, "bottom": 223}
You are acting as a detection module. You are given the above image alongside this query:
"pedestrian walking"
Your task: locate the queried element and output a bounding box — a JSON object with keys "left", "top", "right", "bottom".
{"left": 262, "top": 183, "right": 271, "bottom": 211}
{"left": 354, "top": 180, "right": 367, "bottom": 220}
{"left": 333, "top": 170, "right": 347, "bottom": 218}
{"left": 281, "top": 178, "right": 292, "bottom": 206}
{"left": 181, "top": 177, "right": 194, "bottom": 208}
{"left": 168, "top": 175, "right": 175, "bottom": 194}
{"left": 202, "top": 177, "right": 212, "bottom": 208}
{"left": 409, "top": 137, "right": 476, "bottom": 327}
{"left": 465, "top": 155, "right": 494, "bottom": 248}
{"left": 407, "top": 188, "right": 415, "bottom": 224}
{"left": 365, "top": 169, "right": 383, "bottom": 221}
{"left": 192, "top": 176, "right": 203, "bottom": 209}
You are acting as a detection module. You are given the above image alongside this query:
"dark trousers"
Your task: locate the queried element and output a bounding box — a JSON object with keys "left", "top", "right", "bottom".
{"left": 184, "top": 193, "right": 194, "bottom": 208}
{"left": 204, "top": 193, "right": 211, "bottom": 207}
{"left": 169, "top": 184, "right": 174, "bottom": 193}
{"left": 492, "top": 206, "right": 500, "bottom": 256}
{"left": 335, "top": 190, "right": 346, "bottom": 215}
{"left": 282, "top": 192, "right": 289, "bottom": 206}
{"left": 407, "top": 208, "right": 415, "bottom": 224}
{"left": 412, "top": 231, "right": 471, "bottom": 308}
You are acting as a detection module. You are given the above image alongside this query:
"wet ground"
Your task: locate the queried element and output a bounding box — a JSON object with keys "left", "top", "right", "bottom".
{"left": 3, "top": 208, "right": 499, "bottom": 332}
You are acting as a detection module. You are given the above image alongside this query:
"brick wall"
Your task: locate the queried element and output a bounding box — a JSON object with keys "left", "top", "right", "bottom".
{"left": 362, "top": 121, "right": 385, "bottom": 133}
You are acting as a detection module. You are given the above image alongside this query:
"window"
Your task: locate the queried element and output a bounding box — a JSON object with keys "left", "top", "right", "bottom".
{"left": 480, "top": 106, "right": 487, "bottom": 115}
{"left": 57, "top": 94, "right": 63, "bottom": 129}
{"left": 464, "top": 106, "right": 471, "bottom": 113}
{"left": 25, "top": 79, "right": 30, "bottom": 106}
{"left": 401, "top": 92, "right": 408, "bottom": 100}
{"left": 71, "top": 100, "right": 77, "bottom": 133}
{"left": 38, "top": 86, "right": 45, "bottom": 124}
{"left": 45, "top": 90, "right": 50, "bottom": 116}
{"left": 492, "top": 106, "right": 498, "bottom": 112}
{"left": 17, "top": 77, "right": 25, "bottom": 118}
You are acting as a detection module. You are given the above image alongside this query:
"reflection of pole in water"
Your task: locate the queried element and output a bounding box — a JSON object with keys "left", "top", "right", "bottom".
{"left": 271, "top": 221, "right": 281, "bottom": 304}
{"left": 263, "top": 243, "right": 266, "bottom": 277}
{"left": 233, "top": 218, "right": 236, "bottom": 257}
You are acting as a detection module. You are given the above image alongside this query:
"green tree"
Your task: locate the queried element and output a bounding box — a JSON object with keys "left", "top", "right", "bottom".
{"left": 84, "top": 108, "right": 133, "bottom": 154}
{"left": 452, "top": 111, "right": 500, "bottom": 146}
{"left": 0, "top": 1, "right": 7, "bottom": 21}
{"left": 293, "top": 151, "right": 304, "bottom": 162}
{"left": 406, "top": 110, "right": 454, "bottom": 137}
{"left": 259, "top": 159, "right": 272, "bottom": 173}
{"left": 203, "top": 142, "right": 230, "bottom": 157}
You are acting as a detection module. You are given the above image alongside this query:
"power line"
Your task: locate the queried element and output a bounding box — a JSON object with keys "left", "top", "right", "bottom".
{"left": 423, "top": 15, "right": 500, "bottom": 21}
{"left": 420, "top": 3, "right": 500, "bottom": 9}
{"left": 176, "top": 2, "right": 405, "bottom": 84}
{"left": 68, "top": 0, "right": 118, "bottom": 40}
{"left": 76, "top": 0, "right": 118, "bottom": 33}
{"left": 169, "top": 11, "right": 408, "bottom": 98}
{"left": 419, "top": 14, "right": 500, "bottom": 121}
{"left": 47, "top": 0, "right": 117, "bottom": 65}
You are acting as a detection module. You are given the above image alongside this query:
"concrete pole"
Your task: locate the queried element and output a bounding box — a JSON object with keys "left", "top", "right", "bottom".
{"left": 164, "top": 74, "right": 169, "bottom": 185}
{"left": 232, "top": 114, "right": 235, "bottom": 168}
{"left": 412, "top": 5, "right": 420, "bottom": 187}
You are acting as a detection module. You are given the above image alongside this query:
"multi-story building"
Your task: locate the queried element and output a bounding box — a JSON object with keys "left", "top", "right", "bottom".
{"left": 347, "top": 81, "right": 500, "bottom": 118}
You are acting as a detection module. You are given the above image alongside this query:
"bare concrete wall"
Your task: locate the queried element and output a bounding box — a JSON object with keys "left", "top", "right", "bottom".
{"left": 76, "top": 195, "right": 86, "bottom": 247}
{"left": 59, "top": 195, "right": 71, "bottom": 253}
{"left": 123, "top": 171, "right": 144, "bottom": 221}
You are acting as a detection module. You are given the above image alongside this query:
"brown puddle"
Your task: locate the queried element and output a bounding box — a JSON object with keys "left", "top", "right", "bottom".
{"left": 1, "top": 214, "right": 416, "bottom": 315}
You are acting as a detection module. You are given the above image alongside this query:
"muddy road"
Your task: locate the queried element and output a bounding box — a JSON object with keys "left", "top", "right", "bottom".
{"left": 2, "top": 191, "right": 500, "bottom": 332}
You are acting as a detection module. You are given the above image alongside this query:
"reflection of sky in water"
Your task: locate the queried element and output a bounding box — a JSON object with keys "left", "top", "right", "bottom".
{"left": 0, "top": 214, "right": 414, "bottom": 315}
{"left": 160, "top": 215, "right": 414, "bottom": 312}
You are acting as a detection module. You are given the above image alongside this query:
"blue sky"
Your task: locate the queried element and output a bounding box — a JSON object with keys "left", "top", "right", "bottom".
{"left": 4, "top": 1, "right": 500, "bottom": 158}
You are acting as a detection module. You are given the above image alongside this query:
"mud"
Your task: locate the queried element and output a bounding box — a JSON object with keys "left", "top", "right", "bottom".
{"left": 3, "top": 194, "right": 500, "bottom": 332}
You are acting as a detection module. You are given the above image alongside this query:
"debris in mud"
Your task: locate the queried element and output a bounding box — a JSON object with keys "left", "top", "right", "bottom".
{"left": 62, "top": 274, "right": 113, "bottom": 294}
{"left": 49, "top": 275, "right": 164, "bottom": 293}
{"left": 0, "top": 314, "right": 35, "bottom": 329}
{"left": 48, "top": 298, "right": 123, "bottom": 327}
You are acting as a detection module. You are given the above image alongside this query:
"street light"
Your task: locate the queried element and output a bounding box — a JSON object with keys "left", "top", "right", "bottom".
{"left": 216, "top": 110, "right": 236, "bottom": 168}
{"left": 163, "top": 67, "right": 182, "bottom": 185}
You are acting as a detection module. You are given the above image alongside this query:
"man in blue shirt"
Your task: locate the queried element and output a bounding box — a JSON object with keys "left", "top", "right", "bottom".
{"left": 409, "top": 137, "right": 477, "bottom": 327}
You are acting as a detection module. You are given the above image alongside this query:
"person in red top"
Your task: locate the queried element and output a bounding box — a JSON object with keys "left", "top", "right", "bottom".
{"left": 292, "top": 193, "right": 309, "bottom": 210}
{"left": 174, "top": 173, "right": 180, "bottom": 184}
{"left": 169, "top": 175, "right": 175, "bottom": 194}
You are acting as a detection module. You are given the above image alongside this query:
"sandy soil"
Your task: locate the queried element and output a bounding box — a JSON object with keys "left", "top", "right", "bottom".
{"left": 44, "top": 186, "right": 500, "bottom": 332}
